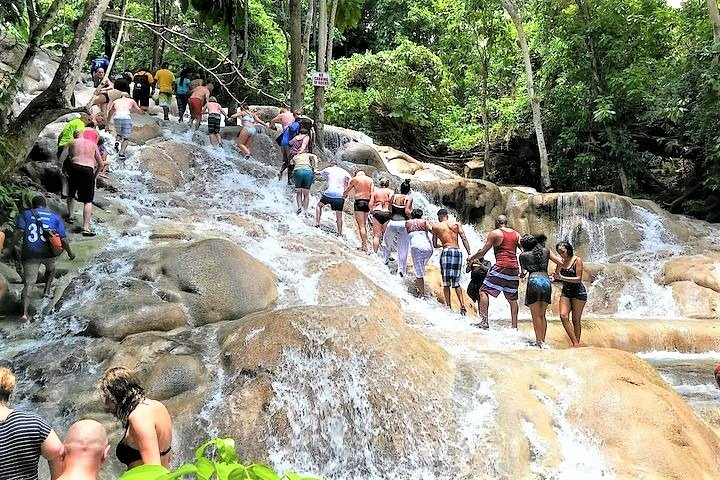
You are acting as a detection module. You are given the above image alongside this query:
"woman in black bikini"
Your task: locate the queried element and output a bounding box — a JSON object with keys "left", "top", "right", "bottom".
{"left": 100, "top": 366, "right": 173, "bottom": 470}
{"left": 368, "top": 178, "right": 394, "bottom": 253}
{"left": 553, "top": 241, "right": 588, "bottom": 347}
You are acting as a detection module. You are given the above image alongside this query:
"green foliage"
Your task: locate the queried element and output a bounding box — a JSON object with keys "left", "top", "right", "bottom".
{"left": 157, "top": 437, "right": 319, "bottom": 480}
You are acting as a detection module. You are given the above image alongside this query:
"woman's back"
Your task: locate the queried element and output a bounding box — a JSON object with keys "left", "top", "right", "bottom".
{"left": 519, "top": 247, "right": 549, "bottom": 274}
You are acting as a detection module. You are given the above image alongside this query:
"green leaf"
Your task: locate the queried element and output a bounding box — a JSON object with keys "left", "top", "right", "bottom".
{"left": 246, "top": 464, "right": 281, "bottom": 480}
{"left": 156, "top": 464, "right": 198, "bottom": 480}
{"left": 195, "top": 457, "right": 216, "bottom": 480}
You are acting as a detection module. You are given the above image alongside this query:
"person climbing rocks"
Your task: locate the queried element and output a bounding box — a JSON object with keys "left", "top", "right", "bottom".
{"left": 57, "top": 420, "right": 110, "bottom": 480}
{"left": 466, "top": 258, "right": 492, "bottom": 317}
{"left": 59, "top": 131, "right": 107, "bottom": 236}
{"left": 432, "top": 208, "right": 471, "bottom": 315}
{"left": 290, "top": 152, "right": 318, "bottom": 215}
{"left": 382, "top": 178, "right": 413, "bottom": 276}
{"left": 90, "top": 54, "right": 109, "bottom": 76}
{"left": 467, "top": 214, "right": 522, "bottom": 329}
{"left": 107, "top": 92, "right": 143, "bottom": 159}
{"left": 277, "top": 115, "right": 301, "bottom": 184}
{"left": 132, "top": 67, "right": 154, "bottom": 113}
{"left": 406, "top": 208, "right": 434, "bottom": 297}
{"left": 57, "top": 113, "right": 91, "bottom": 196}
{"left": 154, "top": 62, "right": 175, "bottom": 121}
{"left": 202, "top": 96, "right": 228, "bottom": 146}
{"left": 188, "top": 80, "right": 210, "bottom": 130}
{"left": 368, "top": 178, "right": 394, "bottom": 254}
{"left": 315, "top": 159, "right": 351, "bottom": 236}
{"left": 230, "top": 106, "right": 267, "bottom": 159}
{"left": 553, "top": 241, "right": 588, "bottom": 348}
{"left": 174, "top": 68, "right": 192, "bottom": 122}
{"left": 343, "top": 169, "right": 374, "bottom": 252}
{"left": 13, "top": 195, "right": 74, "bottom": 322}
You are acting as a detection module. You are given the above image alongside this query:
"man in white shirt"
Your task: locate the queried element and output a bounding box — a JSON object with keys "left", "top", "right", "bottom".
{"left": 315, "top": 159, "right": 351, "bottom": 236}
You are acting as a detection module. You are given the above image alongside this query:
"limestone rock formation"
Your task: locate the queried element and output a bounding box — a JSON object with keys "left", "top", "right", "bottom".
{"left": 670, "top": 281, "right": 720, "bottom": 319}
{"left": 133, "top": 238, "right": 278, "bottom": 325}
{"left": 662, "top": 253, "right": 720, "bottom": 294}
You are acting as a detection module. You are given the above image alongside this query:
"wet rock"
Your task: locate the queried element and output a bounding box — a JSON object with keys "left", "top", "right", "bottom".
{"left": 463, "top": 159, "right": 484, "bottom": 179}
{"left": 424, "top": 264, "right": 478, "bottom": 316}
{"left": 414, "top": 178, "right": 504, "bottom": 225}
{"left": 133, "top": 238, "right": 277, "bottom": 325}
{"left": 670, "top": 281, "right": 720, "bottom": 319}
{"left": 129, "top": 115, "right": 164, "bottom": 144}
{"left": 662, "top": 253, "right": 720, "bottom": 294}
{"left": 0, "top": 262, "right": 22, "bottom": 284}
{"left": 578, "top": 263, "right": 644, "bottom": 315}
{"left": 339, "top": 143, "right": 386, "bottom": 171}
{"left": 0, "top": 273, "right": 9, "bottom": 313}
{"left": 137, "top": 141, "right": 200, "bottom": 192}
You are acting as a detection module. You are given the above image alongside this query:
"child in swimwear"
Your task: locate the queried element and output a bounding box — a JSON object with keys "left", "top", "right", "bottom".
{"left": 97, "top": 137, "right": 110, "bottom": 178}
{"left": 202, "top": 96, "right": 228, "bottom": 147}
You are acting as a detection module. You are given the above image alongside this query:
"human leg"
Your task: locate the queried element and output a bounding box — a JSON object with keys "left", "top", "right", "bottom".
{"left": 355, "top": 212, "right": 368, "bottom": 250}
{"left": 479, "top": 291, "right": 490, "bottom": 328}
{"left": 236, "top": 130, "right": 250, "bottom": 155}
{"left": 315, "top": 201, "right": 325, "bottom": 226}
{"left": 371, "top": 217, "right": 383, "bottom": 253}
{"left": 382, "top": 224, "right": 398, "bottom": 264}
{"left": 443, "top": 286, "right": 451, "bottom": 309}
{"left": 42, "top": 258, "right": 56, "bottom": 297}
{"left": 571, "top": 298, "right": 586, "bottom": 344}
{"left": 396, "top": 230, "right": 409, "bottom": 276}
{"left": 335, "top": 211, "right": 343, "bottom": 236}
{"left": 559, "top": 296, "right": 579, "bottom": 346}
{"left": 82, "top": 202, "right": 93, "bottom": 232}
{"left": 302, "top": 188, "right": 311, "bottom": 211}
{"left": 244, "top": 135, "right": 256, "bottom": 155}
{"left": 21, "top": 260, "right": 41, "bottom": 321}
{"left": 529, "top": 302, "right": 548, "bottom": 346}
{"left": 454, "top": 287, "right": 467, "bottom": 314}
{"left": 508, "top": 299, "right": 519, "bottom": 329}
{"left": 415, "top": 277, "right": 425, "bottom": 297}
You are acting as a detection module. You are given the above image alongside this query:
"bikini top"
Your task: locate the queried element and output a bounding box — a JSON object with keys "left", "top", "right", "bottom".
{"left": 391, "top": 195, "right": 409, "bottom": 220}
{"left": 560, "top": 258, "right": 577, "bottom": 277}
{"left": 242, "top": 113, "right": 254, "bottom": 123}
{"left": 116, "top": 422, "right": 171, "bottom": 466}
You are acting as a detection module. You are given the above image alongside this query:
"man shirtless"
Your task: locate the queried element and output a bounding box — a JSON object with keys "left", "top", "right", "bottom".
{"left": 59, "top": 132, "right": 106, "bottom": 235}
{"left": 432, "top": 208, "right": 471, "bottom": 315}
{"left": 57, "top": 420, "right": 109, "bottom": 480}
{"left": 189, "top": 81, "right": 211, "bottom": 130}
{"left": 467, "top": 214, "right": 522, "bottom": 329}
{"left": 107, "top": 92, "right": 143, "bottom": 158}
{"left": 343, "top": 170, "right": 374, "bottom": 252}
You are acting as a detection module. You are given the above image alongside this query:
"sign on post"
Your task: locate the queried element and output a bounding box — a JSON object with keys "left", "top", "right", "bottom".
{"left": 312, "top": 71, "right": 331, "bottom": 88}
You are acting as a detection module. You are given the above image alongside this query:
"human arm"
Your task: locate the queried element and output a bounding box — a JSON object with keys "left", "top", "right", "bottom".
{"left": 299, "top": 135, "right": 309, "bottom": 153}
{"left": 132, "top": 100, "right": 143, "bottom": 114}
{"left": 457, "top": 223, "right": 471, "bottom": 256}
{"left": 431, "top": 226, "right": 442, "bottom": 249}
{"left": 518, "top": 254, "right": 527, "bottom": 278}
{"left": 343, "top": 178, "right": 355, "bottom": 197}
{"left": 548, "top": 249, "right": 564, "bottom": 268}
{"left": 94, "top": 147, "right": 107, "bottom": 176}
{"left": 252, "top": 112, "right": 267, "bottom": 127}
{"left": 41, "top": 429, "right": 64, "bottom": 480}
{"left": 404, "top": 195, "right": 414, "bottom": 218}
{"left": 467, "top": 231, "right": 497, "bottom": 264}
{"left": 129, "top": 413, "right": 163, "bottom": 465}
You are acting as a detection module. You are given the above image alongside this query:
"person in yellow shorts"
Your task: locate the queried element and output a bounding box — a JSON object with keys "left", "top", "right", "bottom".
{"left": 154, "top": 62, "right": 175, "bottom": 120}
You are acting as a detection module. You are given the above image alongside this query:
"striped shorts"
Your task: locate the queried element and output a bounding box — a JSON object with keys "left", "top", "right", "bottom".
{"left": 114, "top": 117, "right": 132, "bottom": 139}
{"left": 481, "top": 265, "right": 520, "bottom": 300}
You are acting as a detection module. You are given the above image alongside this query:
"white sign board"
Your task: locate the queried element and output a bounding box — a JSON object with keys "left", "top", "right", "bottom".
{"left": 312, "top": 71, "right": 331, "bottom": 87}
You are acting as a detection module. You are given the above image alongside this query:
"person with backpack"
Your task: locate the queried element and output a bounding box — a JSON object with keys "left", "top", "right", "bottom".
{"left": 132, "top": 68, "right": 155, "bottom": 112}
{"left": 276, "top": 115, "right": 300, "bottom": 184}
{"left": 90, "top": 55, "right": 109, "bottom": 75}
{"left": 14, "top": 195, "right": 74, "bottom": 322}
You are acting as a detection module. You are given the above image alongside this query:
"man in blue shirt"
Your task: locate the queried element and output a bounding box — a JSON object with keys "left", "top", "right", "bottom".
{"left": 15, "top": 195, "right": 74, "bottom": 322}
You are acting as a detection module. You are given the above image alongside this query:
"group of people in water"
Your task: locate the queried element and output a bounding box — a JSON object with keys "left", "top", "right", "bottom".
{"left": 0, "top": 365, "right": 172, "bottom": 480}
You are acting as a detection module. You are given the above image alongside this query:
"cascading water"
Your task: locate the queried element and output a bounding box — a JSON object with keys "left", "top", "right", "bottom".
{"left": 8, "top": 119, "right": 720, "bottom": 479}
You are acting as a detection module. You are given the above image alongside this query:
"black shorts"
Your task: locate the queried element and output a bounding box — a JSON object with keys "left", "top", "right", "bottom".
{"left": 525, "top": 274, "right": 552, "bottom": 306}
{"left": 133, "top": 89, "right": 150, "bottom": 107}
{"left": 101, "top": 92, "right": 110, "bottom": 103}
{"left": 208, "top": 114, "right": 221, "bottom": 134}
{"left": 372, "top": 210, "right": 392, "bottom": 225}
{"left": 354, "top": 199, "right": 370, "bottom": 212}
{"left": 67, "top": 163, "right": 95, "bottom": 203}
{"left": 320, "top": 194, "right": 345, "bottom": 211}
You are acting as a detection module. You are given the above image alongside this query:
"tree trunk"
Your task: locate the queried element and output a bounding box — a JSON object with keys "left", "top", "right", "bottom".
{"left": 0, "top": 0, "right": 66, "bottom": 129}
{"left": 151, "top": 0, "right": 160, "bottom": 69}
{"left": 227, "top": 0, "right": 239, "bottom": 117}
{"left": 300, "top": 0, "right": 314, "bottom": 111}
{"left": 481, "top": 52, "right": 491, "bottom": 179}
{"left": 501, "top": 0, "right": 551, "bottom": 191}
{"left": 1, "top": 0, "right": 112, "bottom": 164}
{"left": 313, "top": 0, "right": 327, "bottom": 150}
{"left": 243, "top": 0, "right": 250, "bottom": 66}
{"left": 707, "top": 0, "right": 720, "bottom": 63}
{"left": 325, "top": 0, "right": 338, "bottom": 68}
{"left": 289, "top": 0, "right": 303, "bottom": 111}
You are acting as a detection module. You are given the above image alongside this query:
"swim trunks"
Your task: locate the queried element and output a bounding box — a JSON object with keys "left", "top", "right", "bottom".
{"left": 561, "top": 283, "right": 588, "bottom": 301}
{"left": 158, "top": 92, "right": 172, "bottom": 107}
{"left": 67, "top": 163, "right": 95, "bottom": 203}
{"left": 354, "top": 199, "right": 370, "bottom": 212}
{"left": 372, "top": 210, "right": 391, "bottom": 225}
{"left": 525, "top": 273, "right": 552, "bottom": 306}
{"left": 440, "top": 247, "right": 463, "bottom": 288}
{"left": 132, "top": 88, "right": 150, "bottom": 107}
{"left": 207, "top": 113, "right": 221, "bottom": 134}
{"left": 293, "top": 168, "right": 314, "bottom": 190}
{"left": 481, "top": 265, "right": 519, "bottom": 300}
{"left": 319, "top": 194, "right": 345, "bottom": 211}
{"left": 114, "top": 116, "right": 132, "bottom": 139}
{"left": 188, "top": 97, "right": 203, "bottom": 118}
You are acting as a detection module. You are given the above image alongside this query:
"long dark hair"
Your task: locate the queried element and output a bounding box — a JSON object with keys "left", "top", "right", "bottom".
{"left": 400, "top": 179, "right": 411, "bottom": 195}
{"left": 179, "top": 68, "right": 190, "bottom": 83}
{"left": 100, "top": 366, "right": 145, "bottom": 424}
{"left": 521, "top": 233, "right": 547, "bottom": 266}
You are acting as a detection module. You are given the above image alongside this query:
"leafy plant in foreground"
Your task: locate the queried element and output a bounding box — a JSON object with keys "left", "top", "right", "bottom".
{"left": 157, "top": 437, "right": 320, "bottom": 480}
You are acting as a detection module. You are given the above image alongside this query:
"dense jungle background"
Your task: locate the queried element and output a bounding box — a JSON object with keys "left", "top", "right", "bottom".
{"left": 1, "top": 0, "right": 720, "bottom": 220}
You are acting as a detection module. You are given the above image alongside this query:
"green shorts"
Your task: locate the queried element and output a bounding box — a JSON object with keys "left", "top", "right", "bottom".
{"left": 158, "top": 92, "right": 172, "bottom": 107}
{"left": 22, "top": 257, "right": 55, "bottom": 284}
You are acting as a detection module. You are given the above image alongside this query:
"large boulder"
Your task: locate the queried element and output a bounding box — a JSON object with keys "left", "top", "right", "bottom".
{"left": 414, "top": 178, "right": 504, "bottom": 225}
{"left": 133, "top": 238, "right": 278, "bottom": 325}
{"left": 128, "top": 114, "right": 164, "bottom": 144}
{"left": 662, "top": 253, "right": 720, "bottom": 294}
{"left": 339, "top": 142, "right": 386, "bottom": 171}
{"left": 670, "top": 281, "right": 720, "bottom": 319}
{"left": 137, "top": 141, "right": 200, "bottom": 192}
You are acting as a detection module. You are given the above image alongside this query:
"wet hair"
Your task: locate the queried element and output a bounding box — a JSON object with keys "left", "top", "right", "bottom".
{"left": 521, "top": 233, "right": 547, "bottom": 266}
{"left": 208, "top": 96, "right": 217, "bottom": 102}
{"left": 161, "top": 62, "right": 169, "bottom": 69}
{"left": 379, "top": 178, "right": 390, "bottom": 188}
{"left": 411, "top": 208, "right": 423, "bottom": 219}
{"left": 437, "top": 208, "right": 448, "bottom": 219}
{"left": 400, "top": 179, "right": 411, "bottom": 195}
{"left": 0, "top": 367, "right": 15, "bottom": 402}
{"left": 31, "top": 195, "right": 47, "bottom": 208}
{"left": 99, "top": 366, "right": 146, "bottom": 423}
{"left": 556, "top": 241, "right": 574, "bottom": 257}
{"left": 299, "top": 126, "right": 310, "bottom": 135}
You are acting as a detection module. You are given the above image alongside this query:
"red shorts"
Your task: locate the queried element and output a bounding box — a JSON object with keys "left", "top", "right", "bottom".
{"left": 188, "top": 97, "right": 203, "bottom": 118}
